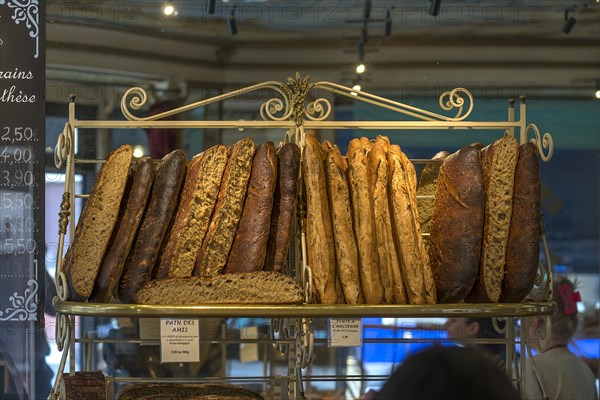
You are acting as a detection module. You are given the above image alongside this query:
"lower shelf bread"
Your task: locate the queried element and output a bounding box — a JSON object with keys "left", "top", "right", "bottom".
{"left": 118, "top": 383, "right": 264, "bottom": 400}
{"left": 136, "top": 271, "right": 304, "bottom": 305}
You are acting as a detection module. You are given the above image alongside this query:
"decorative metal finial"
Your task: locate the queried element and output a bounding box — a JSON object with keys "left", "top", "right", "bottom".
{"left": 283, "top": 73, "right": 314, "bottom": 126}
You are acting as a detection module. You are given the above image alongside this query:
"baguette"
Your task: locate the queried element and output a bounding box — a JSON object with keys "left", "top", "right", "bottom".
{"left": 348, "top": 138, "right": 384, "bottom": 304}
{"left": 264, "top": 143, "right": 301, "bottom": 272}
{"left": 226, "top": 142, "right": 278, "bottom": 273}
{"left": 157, "top": 145, "right": 229, "bottom": 278}
{"left": 429, "top": 146, "right": 484, "bottom": 303}
{"left": 137, "top": 272, "right": 303, "bottom": 305}
{"left": 90, "top": 157, "right": 154, "bottom": 303}
{"left": 118, "top": 149, "right": 186, "bottom": 304}
{"left": 118, "top": 383, "right": 263, "bottom": 400}
{"left": 325, "top": 146, "right": 363, "bottom": 304}
{"left": 500, "top": 142, "right": 541, "bottom": 302}
{"left": 466, "top": 135, "right": 518, "bottom": 303}
{"left": 194, "top": 138, "right": 255, "bottom": 277}
{"left": 303, "top": 133, "right": 337, "bottom": 304}
{"left": 63, "top": 144, "right": 133, "bottom": 301}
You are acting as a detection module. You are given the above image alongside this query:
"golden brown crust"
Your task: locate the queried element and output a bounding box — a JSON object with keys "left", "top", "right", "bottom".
{"left": 348, "top": 138, "right": 384, "bottom": 304}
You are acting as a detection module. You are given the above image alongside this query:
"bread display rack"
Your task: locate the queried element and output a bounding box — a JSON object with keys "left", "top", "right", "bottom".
{"left": 50, "top": 73, "right": 556, "bottom": 400}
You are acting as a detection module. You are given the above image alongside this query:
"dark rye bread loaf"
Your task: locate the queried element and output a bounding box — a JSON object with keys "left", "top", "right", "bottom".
{"left": 118, "top": 149, "right": 186, "bottom": 304}
{"left": 500, "top": 142, "right": 541, "bottom": 302}
{"left": 466, "top": 135, "right": 518, "bottom": 303}
{"left": 348, "top": 138, "right": 384, "bottom": 305}
{"left": 118, "top": 383, "right": 263, "bottom": 400}
{"left": 303, "top": 133, "right": 337, "bottom": 304}
{"left": 63, "top": 144, "right": 133, "bottom": 301}
{"left": 62, "top": 371, "right": 105, "bottom": 400}
{"left": 264, "top": 143, "right": 301, "bottom": 272}
{"left": 225, "top": 142, "right": 278, "bottom": 273}
{"left": 89, "top": 157, "right": 154, "bottom": 303}
{"left": 429, "top": 146, "right": 484, "bottom": 303}
{"left": 325, "top": 146, "right": 363, "bottom": 304}
{"left": 417, "top": 151, "right": 450, "bottom": 250}
{"left": 194, "top": 138, "right": 255, "bottom": 277}
{"left": 136, "top": 272, "right": 303, "bottom": 305}
{"left": 156, "top": 145, "right": 229, "bottom": 278}
{"left": 368, "top": 136, "right": 408, "bottom": 304}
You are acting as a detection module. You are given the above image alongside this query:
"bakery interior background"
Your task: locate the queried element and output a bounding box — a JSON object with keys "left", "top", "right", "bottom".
{"left": 3, "top": 0, "right": 600, "bottom": 398}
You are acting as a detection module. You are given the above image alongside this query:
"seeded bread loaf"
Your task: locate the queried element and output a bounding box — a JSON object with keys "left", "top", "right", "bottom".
{"left": 466, "top": 135, "right": 518, "bottom": 303}
{"left": 500, "top": 142, "right": 541, "bottom": 302}
{"left": 226, "top": 142, "right": 278, "bottom": 273}
{"left": 118, "top": 383, "right": 263, "bottom": 400}
{"left": 194, "top": 138, "right": 255, "bottom": 277}
{"left": 303, "top": 133, "right": 337, "bottom": 304}
{"left": 417, "top": 150, "right": 450, "bottom": 251}
{"left": 90, "top": 157, "right": 154, "bottom": 303}
{"left": 62, "top": 371, "right": 106, "bottom": 400}
{"left": 63, "top": 144, "right": 133, "bottom": 301}
{"left": 348, "top": 138, "right": 384, "bottom": 305}
{"left": 264, "top": 143, "right": 301, "bottom": 272}
{"left": 118, "top": 149, "right": 186, "bottom": 304}
{"left": 137, "top": 271, "right": 303, "bottom": 305}
{"left": 325, "top": 146, "right": 363, "bottom": 304}
{"left": 156, "top": 145, "right": 229, "bottom": 278}
{"left": 429, "top": 146, "right": 484, "bottom": 303}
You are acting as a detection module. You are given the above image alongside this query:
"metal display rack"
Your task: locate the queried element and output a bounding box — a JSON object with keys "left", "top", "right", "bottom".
{"left": 49, "top": 73, "right": 556, "bottom": 400}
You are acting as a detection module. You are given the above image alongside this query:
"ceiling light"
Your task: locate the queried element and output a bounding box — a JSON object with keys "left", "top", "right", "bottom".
{"left": 429, "top": 0, "right": 441, "bottom": 17}
{"left": 162, "top": 1, "right": 176, "bottom": 16}
{"left": 352, "top": 84, "right": 362, "bottom": 91}
{"left": 595, "top": 90, "right": 600, "bottom": 99}
{"left": 356, "top": 63, "right": 366, "bottom": 74}
{"left": 133, "top": 145, "right": 145, "bottom": 158}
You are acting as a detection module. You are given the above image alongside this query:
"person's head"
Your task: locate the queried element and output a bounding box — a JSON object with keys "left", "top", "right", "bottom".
{"left": 375, "top": 346, "right": 519, "bottom": 400}
{"left": 445, "top": 317, "right": 505, "bottom": 342}
{"left": 527, "top": 276, "right": 580, "bottom": 349}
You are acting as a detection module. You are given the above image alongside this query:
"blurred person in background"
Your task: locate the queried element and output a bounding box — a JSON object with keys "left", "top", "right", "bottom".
{"left": 525, "top": 276, "right": 597, "bottom": 400}
{"left": 445, "top": 317, "right": 507, "bottom": 369}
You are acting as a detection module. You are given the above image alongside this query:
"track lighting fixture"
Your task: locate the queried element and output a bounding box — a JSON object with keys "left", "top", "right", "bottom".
{"left": 363, "top": 0, "right": 372, "bottom": 20}
{"left": 563, "top": 8, "right": 576, "bottom": 34}
{"left": 227, "top": 5, "right": 238, "bottom": 35}
{"left": 162, "top": 0, "right": 176, "bottom": 16}
{"left": 429, "top": 0, "right": 441, "bottom": 17}
{"left": 385, "top": 9, "right": 393, "bottom": 37}
{"left": 206, "top": 0, "right": 216, "bottom": 15}
{"left": 352, "top": 84, "right": 362, "bottom": 92}
{"left": 356, "top": 63, "right": 366, "bottom": 74}
{"left": 595, "top": 81, "right": 600, "bottom": 99}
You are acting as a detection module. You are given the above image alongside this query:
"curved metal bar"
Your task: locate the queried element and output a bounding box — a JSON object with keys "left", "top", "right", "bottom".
{"left": 54, "top": 122, "right": 73, "bottom": 169}
{"left": 304, "top": 98, "right": 333, "bottom": 121}
{"left": 526, "top": 123, "right": 554, "bottom": 162}
{"left": 311, "top": 82, "right": 474, "bottom": 122}
{"left": 121, "top": 82, "right": 293, "bottom": 122}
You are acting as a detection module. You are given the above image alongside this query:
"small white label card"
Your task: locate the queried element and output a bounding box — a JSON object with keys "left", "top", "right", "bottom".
{"left": 139, "top": 318, "right": 161, "bottom": 345}
{"left": 160, "top": 319, "right": 200, "bottom": 363}
{"left": 328, "top": 318, "right": 363, "bottom": 347}
{"left": 239, "top": 325, "right": 260, "bottom": 363}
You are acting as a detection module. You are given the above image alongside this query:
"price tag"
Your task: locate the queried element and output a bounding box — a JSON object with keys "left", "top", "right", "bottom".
{"left": 240, "top": 325, "right": 259, "bottom": 363}
{"left": 139, "top": 318, "right": 161, "bottom": 344}
{"left": 328, "top": 318, "right": 362, "bottom": 347}
{"left": 160, "top": 319, "right": 200, "bottom": 363}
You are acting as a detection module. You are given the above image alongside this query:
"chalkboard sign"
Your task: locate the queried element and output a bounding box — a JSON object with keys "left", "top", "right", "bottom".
{"left": 0, "top": 1, "right": 45, "bottom": 324}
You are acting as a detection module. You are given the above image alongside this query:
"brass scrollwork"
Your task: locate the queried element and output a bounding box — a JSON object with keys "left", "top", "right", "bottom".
{"left": 526, "top": 123, "right": 554, "bottom": 162}
{"left": 438, "top": 88, "right": 474, "bottom": 121}
{"left": 54, "top": 122, "right": 73, "bottom": 169}
{"left": 305, "top": 98, "right": 332, "bottom": 121}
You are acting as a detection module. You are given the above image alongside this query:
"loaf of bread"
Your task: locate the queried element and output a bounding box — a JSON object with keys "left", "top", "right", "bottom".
{"left": 303, "top": 133, "right": 337, "bottom": 304}
{"left": 156, "top": 145, "right": 229, "bottom": 278}
{"left": 417, "top": 150, "right": 449, "bottom": 251}
{"left": 325, "top": 146, "right": 363, "bottom": 304}
{"left": 225, "top": 142, "right": 278, "bottom": 273}
{"left": 118, "top": 383, "right": 263, "bottom": 400}
{"left": 264, "top": 143, "right": 301, "bottom": 272}
{"left": 500, "top": 142, "right": 541, "bottom": 302}
{"left": 63, "top": 144, "right": 133, "bottom": 301}
{"left": 368, "top": 136, "right": 408, "bottom": 304}
{"left": 429, "top": 146, "right": 484, "bottom": 303}
{"left": 388, "top": 145, "right": 432, "bottom": 305}
{"left": 348, "top": 138, "right": 384, "bottom": 305}
{"left": 466, "top": 135, "right": 518, "bottom": 303}
{"left": 62, "top": 371, "right": 105, "bottom": 400}
{"left": 194, "top": 138, "right": 255, "bottom": 277}
{"left": 136, "top": 271, "right": 304, "bottom": 305}
{"left": 118, "top": 149, "right": 186, "bottom": 304}
{"left": 89, "top": 157, "right": 154, "bottom": 303}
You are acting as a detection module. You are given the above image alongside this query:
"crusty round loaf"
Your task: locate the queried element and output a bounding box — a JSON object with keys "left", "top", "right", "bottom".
{"left": 63, "top": 144, "right": 133, "bottom": 301}
{"left": 500, "top": 142, "right": 541, "bottom": 302}
{"left": 90, "top": 157, "right": 154, "bottom": 303}
{"left": 429, "top": 146, "right": 484, "bottom": 303}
